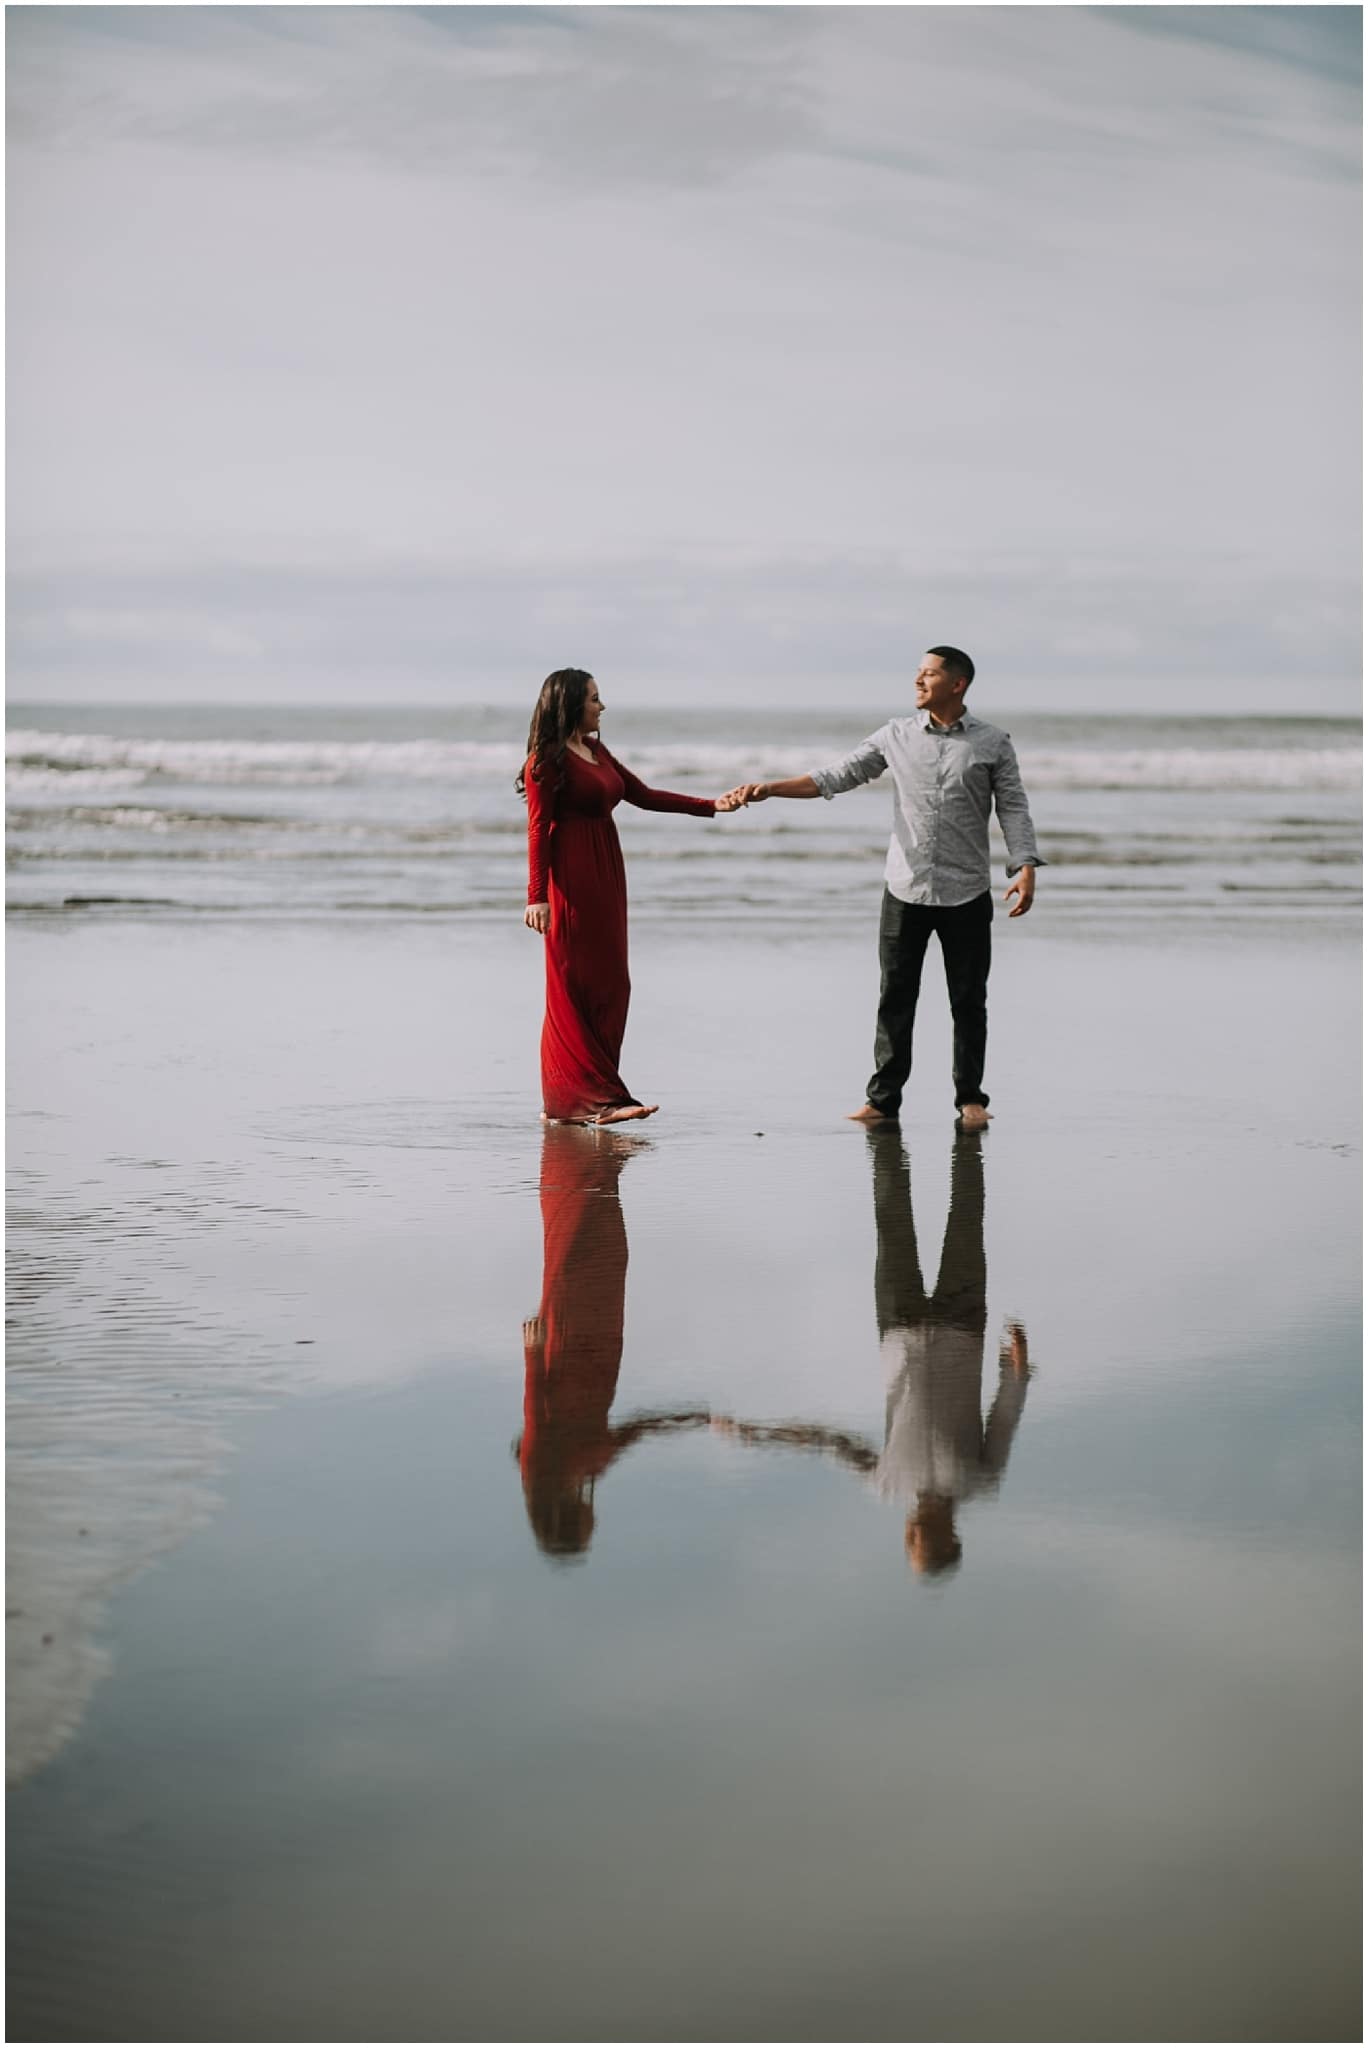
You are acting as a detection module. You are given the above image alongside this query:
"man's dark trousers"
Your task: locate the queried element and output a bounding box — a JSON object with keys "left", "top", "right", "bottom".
{"left": 867, "top": 889, "right": 992, "bottom": 1115}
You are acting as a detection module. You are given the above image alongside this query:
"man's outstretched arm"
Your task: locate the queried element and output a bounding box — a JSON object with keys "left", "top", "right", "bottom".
{"left": 723, "top": 774, "right": 821, "bottom": 805}
{"left": 710, "top": 1416, "right": 879, "bottom": 1474}
{"left": 725, "top": 729, "right": 891, "bottom": 808}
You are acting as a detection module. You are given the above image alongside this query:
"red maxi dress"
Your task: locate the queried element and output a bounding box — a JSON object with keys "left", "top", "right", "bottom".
{"left": 525, "top": 741, "right": 715, "bottom": 1122}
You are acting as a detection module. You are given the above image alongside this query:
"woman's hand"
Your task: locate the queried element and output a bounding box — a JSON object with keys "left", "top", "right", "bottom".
{"left": 714, "top": 789, "right": 745, "bottom": 813}
{"left": 524, "top": 903, "right": 550, "bottom": 934}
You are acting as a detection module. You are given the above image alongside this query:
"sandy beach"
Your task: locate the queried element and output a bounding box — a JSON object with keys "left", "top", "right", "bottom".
{"left": 7, "top": 900, "right": 1360, "bottom": 2042}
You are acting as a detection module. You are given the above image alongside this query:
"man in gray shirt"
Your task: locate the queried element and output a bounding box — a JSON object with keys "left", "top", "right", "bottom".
{"left": 726, "top": 647, "right": 1044, "bottom": 1128}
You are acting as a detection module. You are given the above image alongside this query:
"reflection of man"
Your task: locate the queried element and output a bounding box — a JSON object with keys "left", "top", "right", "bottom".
{"left": 518, "top": 1125, "right": 707, "bottom": 1559}
{"left": 711, "top": 1129, "right": 1030, "bottom": 1579}
{"left": 722, "top": 647, "right": 1045, "bottom": 1129}
{"left": 871, "top": 1127, "right": 1029, "bottom": 1576}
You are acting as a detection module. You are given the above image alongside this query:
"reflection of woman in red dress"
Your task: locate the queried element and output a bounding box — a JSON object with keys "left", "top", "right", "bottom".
{"left": 518, "top": 1125, "right": 708, "bottom": 1558}
{"left": 519, "top": 668, "right": 738, "bottom": 1125}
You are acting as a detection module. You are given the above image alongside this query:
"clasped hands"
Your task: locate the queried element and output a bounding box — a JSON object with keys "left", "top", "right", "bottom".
{"left": 715, "top": 783, "right": 768, "bottom": 812}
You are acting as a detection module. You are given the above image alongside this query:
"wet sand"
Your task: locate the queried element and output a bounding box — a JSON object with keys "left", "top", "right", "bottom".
{"left": 7, "top": 911, "right": 1361, "bottom": 2041}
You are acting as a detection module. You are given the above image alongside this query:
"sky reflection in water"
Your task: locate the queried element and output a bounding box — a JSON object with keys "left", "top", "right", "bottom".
{"left": 6, "top": 921, "right": 1360, "bottom": 2042}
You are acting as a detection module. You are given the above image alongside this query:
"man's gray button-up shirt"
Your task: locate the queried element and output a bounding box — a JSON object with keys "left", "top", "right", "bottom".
{"left": 810, "top": 709, "right": 1045, "bottom": 908}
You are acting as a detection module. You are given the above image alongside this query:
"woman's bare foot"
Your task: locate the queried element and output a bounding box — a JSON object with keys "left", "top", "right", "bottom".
{"left": 958, "top": 1104, "right": 992, "bottom": 1131}
{"left": 847, "top": 1104, "right": 896, "bottom": 1124}
{"left": 593, "top": 1103, "right": 659, "bottom": 1124}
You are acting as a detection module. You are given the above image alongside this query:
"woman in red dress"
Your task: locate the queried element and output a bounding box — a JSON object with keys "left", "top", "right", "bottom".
{"left": 519, "top": 668, "right": 737, "bottom": 1125}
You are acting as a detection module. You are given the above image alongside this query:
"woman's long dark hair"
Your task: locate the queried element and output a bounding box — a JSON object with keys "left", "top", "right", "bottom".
{"left": 516, "top": 668, "right": 594, "bottom": 799}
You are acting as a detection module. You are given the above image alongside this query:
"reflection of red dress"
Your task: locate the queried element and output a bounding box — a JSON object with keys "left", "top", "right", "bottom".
{"left": 520, "top": 1127, "right": 632, "bottom": 1555}
{"left": 525, "top": 743, "right": 714, "bottom": 1121}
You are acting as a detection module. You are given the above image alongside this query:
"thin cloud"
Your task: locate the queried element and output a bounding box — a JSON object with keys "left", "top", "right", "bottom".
{"left": 7, "top": 7, "right": 1359, "bottom": 707}
{"left": 7, "top": 6, "right": 825, "bottom": 185}
{"left": 9, "top": 555, "right": 1358, "bottom": 706}
{"left": 11, "top": 7, "right": 1356, "bottom": 192}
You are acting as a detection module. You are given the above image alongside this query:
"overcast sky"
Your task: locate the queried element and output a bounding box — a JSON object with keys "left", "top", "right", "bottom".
{"left": 7, "top": 4, "right": 1361, "bottom": 710}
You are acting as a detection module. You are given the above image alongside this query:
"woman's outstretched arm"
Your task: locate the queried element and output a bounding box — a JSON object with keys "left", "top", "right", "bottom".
{"left": 599, "top": 747, "right": 719, "bottom": 818}
{"left": 608, "top": 1409, "right": 713, "bottom": 1452}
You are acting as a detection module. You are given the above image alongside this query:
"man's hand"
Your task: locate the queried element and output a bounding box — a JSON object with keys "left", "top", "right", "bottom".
{"left": 524, "top": 902, "right": 550, "bottom": 934}
{"left": 1000, "top": 1321, "right": 1030, "bottom": 1379}
{"left": 1003, "top": 866, "right": 1036, "bottom": 918}
{"left": 721, "top": 775, "right": 818, "bottom": 806}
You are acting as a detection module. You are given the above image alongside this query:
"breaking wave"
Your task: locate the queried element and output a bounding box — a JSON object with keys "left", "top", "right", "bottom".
{"left": 8, "top": 729, "right": 1361, "bottom": 794}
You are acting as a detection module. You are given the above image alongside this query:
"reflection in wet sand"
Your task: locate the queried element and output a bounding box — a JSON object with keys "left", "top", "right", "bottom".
{"left": 713, "top": 1130, "right": 1031, "bottom": 1578}
{"left": 871, "top": 1128, "right": 1030, "bottom": 1574}
{"left": 6, "top": 1163, "right": 284, "bottom": 1783}
{"left": 518, "top": 1124, "right": 708, "bottom": 1558}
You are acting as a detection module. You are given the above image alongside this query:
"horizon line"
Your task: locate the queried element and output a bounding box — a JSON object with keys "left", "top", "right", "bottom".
{"left": 6, "top": 697, "right": 1362, "bottom": 723}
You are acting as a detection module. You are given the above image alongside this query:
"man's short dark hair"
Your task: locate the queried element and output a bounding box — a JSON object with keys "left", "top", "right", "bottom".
{"left": 926, "top": 645, "right": 975, "bottom": 687}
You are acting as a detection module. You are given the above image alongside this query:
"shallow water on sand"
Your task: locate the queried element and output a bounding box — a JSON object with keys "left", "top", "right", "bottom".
{"left": 7, "top": 917, "right": 1361, "bottom": 2041}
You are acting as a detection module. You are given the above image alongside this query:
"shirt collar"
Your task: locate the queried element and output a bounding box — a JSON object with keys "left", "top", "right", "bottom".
{"left": 917, "top": 708, "right": 969, "bottom": 734}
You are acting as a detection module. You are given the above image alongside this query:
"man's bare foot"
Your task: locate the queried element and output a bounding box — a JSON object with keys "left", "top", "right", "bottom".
{"left": 958, "top": 1104, "right": 992, "bottom": 1131}
{"left": 593, "top": 1103, "right": 659, "bottom": 1124}
{"left": 847, "top": 1104, "right": 896, "bottom": 1124}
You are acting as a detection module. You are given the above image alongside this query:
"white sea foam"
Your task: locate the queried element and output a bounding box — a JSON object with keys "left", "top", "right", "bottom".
{"left": 6, "top": 731, "right": 526, "bottom": 786}
{"left": 6, "top": 730, "right": 1361, "bottom": 792}
{"left": 7, "top": 766, "right": 155, "bottom": 793}
{"left": 1018, "top": 747, "right": 1360, "bottom": 792}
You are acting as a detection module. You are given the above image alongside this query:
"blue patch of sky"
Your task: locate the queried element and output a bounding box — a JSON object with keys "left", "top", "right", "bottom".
{"left": 1100, "top": 5, "right": 1362, "bottom": 88}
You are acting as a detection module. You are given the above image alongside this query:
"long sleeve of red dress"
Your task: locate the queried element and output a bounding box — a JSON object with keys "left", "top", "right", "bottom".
{"left": 599, "top": 747, "right": 717, "bottom": 819}
{"left": 525, "top": 748, "right": 713, "bottom": 902}
{"left": 523, "top": 743, "right": 715, "bottom": 1120}
{"left": 526, "top": 762, "right": 555, "bottom": 905}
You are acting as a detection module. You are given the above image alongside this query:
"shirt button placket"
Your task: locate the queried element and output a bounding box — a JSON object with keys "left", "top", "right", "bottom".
{"left": 933, "top": 732, "right": 949, "bottom": 896}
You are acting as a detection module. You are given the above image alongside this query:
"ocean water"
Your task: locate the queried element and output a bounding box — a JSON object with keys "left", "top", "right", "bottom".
{"left": 8, "top": 703, "right": 1361, "bottom": 926}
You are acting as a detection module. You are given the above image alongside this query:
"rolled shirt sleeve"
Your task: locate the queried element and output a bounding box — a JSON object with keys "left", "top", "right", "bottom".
{"left": 811, "top": 728, "right": 891, "bottom": 798}
{"left": 980, "top": 1357, "right": 1031, "bottom": 1481}
{"left": 991, "top": 739, "right": 1046, "bottom": 877}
